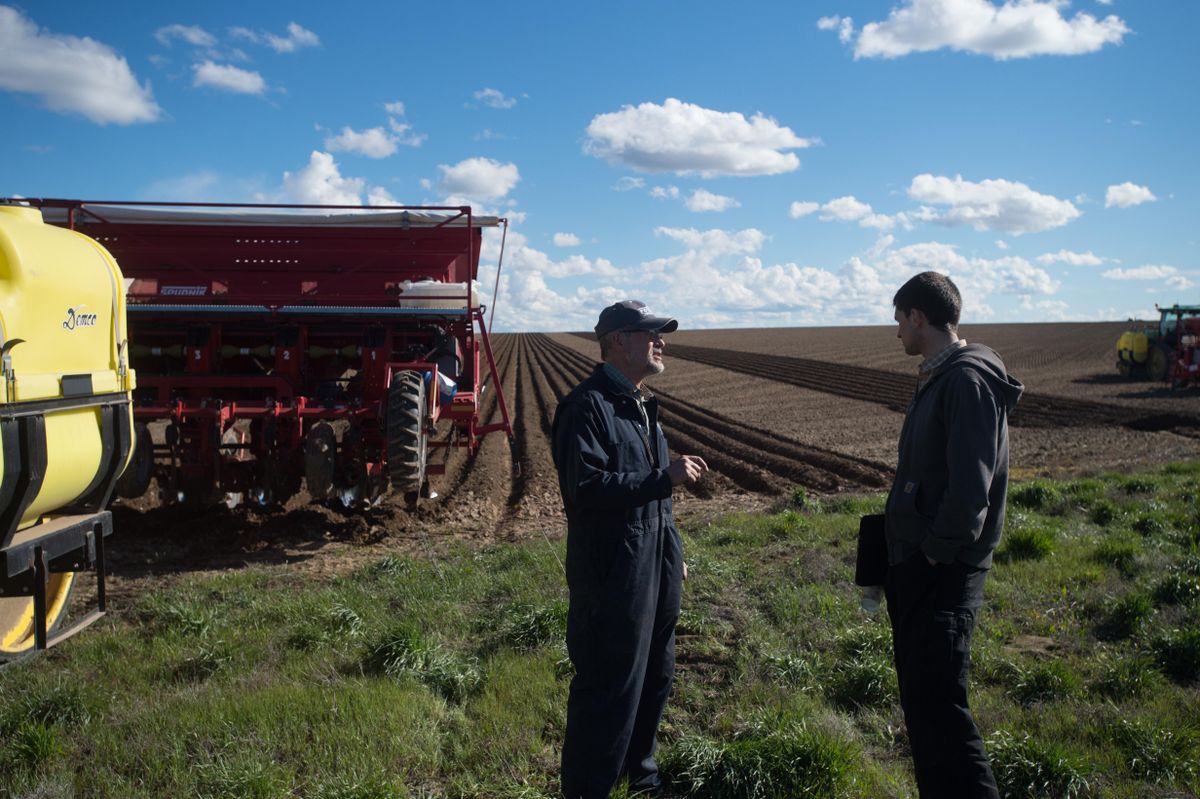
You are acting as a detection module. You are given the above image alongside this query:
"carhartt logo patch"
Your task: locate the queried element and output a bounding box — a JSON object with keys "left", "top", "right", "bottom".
{"left": 904, "top": 481, "right": 915, "bottom": 493}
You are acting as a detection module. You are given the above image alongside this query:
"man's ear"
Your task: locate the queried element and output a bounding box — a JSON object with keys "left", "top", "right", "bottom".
{"left": 908, "top": 308, "right": 928, "bottom": 328}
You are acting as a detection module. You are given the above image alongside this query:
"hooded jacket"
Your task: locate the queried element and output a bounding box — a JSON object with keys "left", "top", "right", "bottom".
{"left": 885, "top": 343, "right": 1024, "bottom": 569}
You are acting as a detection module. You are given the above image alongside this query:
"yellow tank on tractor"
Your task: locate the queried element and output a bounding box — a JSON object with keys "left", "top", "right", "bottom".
{"left": 0, "top": 205, "right": 133, "bottom": 658}
{"left": 1116, "top": 304, "right": 1200, "bottom": 381}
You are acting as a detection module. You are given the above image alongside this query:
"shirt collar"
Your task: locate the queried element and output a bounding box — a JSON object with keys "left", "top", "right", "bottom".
{"left": 919, "top": 339, "right": 967, "bottom": 377}
{"left": 602, "top": 362, "right": 645, "bottom": 399}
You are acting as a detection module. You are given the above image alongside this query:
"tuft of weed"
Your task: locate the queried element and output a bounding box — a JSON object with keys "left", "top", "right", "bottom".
{"left": 1151, "top": 627, "right": 1200, "bottom": 683}
{"left": 824, "top": 657, "right": 896, "bottom": 711}
{"left": 1096, "top": 592, "right": 1154, "bottom": 641}
{"left": 1064, "top": 478, "right": 1105, "bottom": 503}
{"left": 1088, "top": 499, "right": 1121, "bottom": 528}
{"left": 288, "top": 602, "right": 366, "bottom": 651}
{"left": 662, "top": 723, "right": 857, "bottom": 798}
{"left": 1119, "top": 475, "right": 1158, "bottom": 495}
{"left": 1153, "top": 572, "right": 1200, "bottom": 606}
{"left": 1002, "top": 523, "right": 1055, "bottom": 561}
{"left": 760, "top": 653, "right": 818, "bottom": 689}
{"left": 196, "top": 755, "right": 288, "bottom": 799}
{"left": 356, "top": 553, "right": 412, "bottom": 580}
{"left": 363, "top": 623, "right": 483, "bottom": 702}
{"left": 1132, "top": 512, "right": 1169, "bottom": 537}
{"left": 818, "top": 623, "right": 897, "bottom": 710}
{"left": 495, "top": 601, "right": 567, "bottom": 651}
{"left": 1011, "top": 661, "right": 1079, "bottom": 705}
{"left": 1010, "top": 481, "right": 1063, "bottom": 511}
{"left": 172, "top": 639, "right": 233, "bottom": 682}
{"left": 1109, "top": 719, "right": 1199, "bottom": 785}
{"left": 1090, "top": 654, "right": 1159, "bottom": 700}
{"left": 3, "top": 721, "right": 64, "bottom": 774}
{"left": 9, "top": 682, "right": 94, "bottom": 732}
{"left": 987, "top": 730, "right": 1090, "bottom": 799}
{"left": 140, "top": 596, "right": 218, "bottom": 638}
{"left": 310, "top": 775, "right": 409, "bottom": 799}
{"left": 1092, "top": 537, "right": 1139, "bottom": 574}
{"left": 789, "top": 486, "right": 811, "bottom": 510}
{"left": 823, "top": 495, "right": 885, "bottom": 516}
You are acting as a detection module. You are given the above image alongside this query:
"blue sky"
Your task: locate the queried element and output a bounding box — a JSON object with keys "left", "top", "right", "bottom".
{"left": 2, "top": 0, "right": 1196, "bottom": 331}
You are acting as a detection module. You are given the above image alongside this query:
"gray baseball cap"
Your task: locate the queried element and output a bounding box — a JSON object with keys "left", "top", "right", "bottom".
{"left": 594, "top": 300, "right": 678, "bottom": 339}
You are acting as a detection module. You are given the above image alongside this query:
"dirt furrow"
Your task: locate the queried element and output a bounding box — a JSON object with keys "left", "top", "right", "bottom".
{"left": 658, "top": 342, "right": 1200, "bottom": 432}
{"left": 535, "top": 335, "right": 890, "bottom": 494}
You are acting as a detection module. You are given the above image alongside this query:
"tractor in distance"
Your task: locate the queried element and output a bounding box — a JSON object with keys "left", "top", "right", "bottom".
{"left": 1115, "top": 304, "right": 1200, "bottom": 383}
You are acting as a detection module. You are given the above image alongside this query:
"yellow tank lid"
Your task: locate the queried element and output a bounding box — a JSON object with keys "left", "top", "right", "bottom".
{"left": 0, "top": 205, "right": 44, "bottom": 223}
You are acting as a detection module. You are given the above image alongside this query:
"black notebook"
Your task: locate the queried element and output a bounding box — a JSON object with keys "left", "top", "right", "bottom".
{"left": 855, "top": 513, "right": 887, "bottom": 587}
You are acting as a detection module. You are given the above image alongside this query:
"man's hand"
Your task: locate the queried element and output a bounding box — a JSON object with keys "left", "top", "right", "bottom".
{"left": 667, "top": 455, "right": 708, "bottom": 486}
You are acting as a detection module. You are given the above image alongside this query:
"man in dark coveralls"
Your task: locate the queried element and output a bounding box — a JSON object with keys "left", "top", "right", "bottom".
{"left": 886, "top": 272, "right": 1023, "bottom": 798}
{"left": 552, "top": 300, "right": 707, "bottom": 798}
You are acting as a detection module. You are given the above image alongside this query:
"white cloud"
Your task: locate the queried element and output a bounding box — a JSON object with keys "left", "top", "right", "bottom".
{"left": 265, "top": 22, "right": 319, "bottom": 53}
{"left": 685, "top": 189, "right": 740, "bottom": 213}
{"left": 1166, "top": 276, "right": 1195, "bottom": 290}
{"left": 789, "top": 201, "right": 820, "bottom": 219}
{"left": 553, "top": 233, "right": 581, "bottom": 247}
{"left": 817, "top": 15, "right": 855, "bottom": 43}
{"left": 614, "top": 177, "right": 645, "bottom": 192}
{"left": 650, "top": 185, "right": 681, "bottom": 200}
{"left": 908, "top": 173, "right": 1080, "bottom": 234}
{"left": 1036, "top": 249, "right": 1105, "bottom": 266}
{"left": 474, "top": 87, "right": 516, "bottom": 109}
{"left": 835, "top": 0, "right": 1130, "bottom": 60}
{"left": 1102, "top": 265, "right": 1178, "bottom": 280}
{"left": 324, "top": 126, "right": 398, "bottom": 158}
{"left": 193, "top": 61, "right": 265, "bottom": 94}
{"left": 584, "top": 98, "right": 818, "bottom": 177}
{"left": 230, "top": 22, "right": 318, "bottom": 53}
{"left": 282, "top": 151, "right": 366, "bottom": 205}
{"left": 154, "top": 24, "right": 216, "bottom": 48}
{"left": 437, "top": 157, "right": 520, "bottom": 201}
{"left": 654, "top": 227, "right": 767, "bottom": 257}
{"left": 995, "top": 240, "right": 1008, "bottom": 250}
{"left": 1105, "top": 182, "right": 1157, "bottom": 208}
{"left": 387, "top": 118, "right": 426, "bottom": 147}
{"left": 819, "top": 195, "right": 900, "bottom": 230}
{"left": 383, "top": 100, "right": 406, "bottom": 115}
{"left": 0, "top": 6, "right": 161, "bottom": 125}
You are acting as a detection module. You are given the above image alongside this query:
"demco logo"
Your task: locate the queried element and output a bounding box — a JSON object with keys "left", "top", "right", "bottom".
{"left": 63, "top": 306, "right": 98, "bottom": 330}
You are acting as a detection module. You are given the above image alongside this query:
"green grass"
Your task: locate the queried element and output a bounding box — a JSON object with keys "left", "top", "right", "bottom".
{"left": 2, "top": 464, "right": 1199, "bottom": 798}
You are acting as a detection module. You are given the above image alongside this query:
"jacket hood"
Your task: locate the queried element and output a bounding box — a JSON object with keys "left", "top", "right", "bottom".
{"left": 940, "top": 343, "right": 1024, "bottom": 412}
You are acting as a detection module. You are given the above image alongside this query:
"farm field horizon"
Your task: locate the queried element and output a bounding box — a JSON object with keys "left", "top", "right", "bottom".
{"left": 88, "top": 320, "right": 1200, "bottom": 596}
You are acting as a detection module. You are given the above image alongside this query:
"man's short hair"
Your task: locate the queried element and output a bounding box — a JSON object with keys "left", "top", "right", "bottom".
{"left": 893, "top": 271, "right": 962, "bottom": 330}
{"left": 599, "top": 331, "right": 616, "bottom": 359}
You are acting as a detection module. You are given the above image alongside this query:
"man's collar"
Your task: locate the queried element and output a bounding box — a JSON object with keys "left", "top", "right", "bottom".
{"left": 919, "top": 339, "right": 968, "bottom": 375}
{"left": 601, "top": 362, "right": 648, "bottom": 400}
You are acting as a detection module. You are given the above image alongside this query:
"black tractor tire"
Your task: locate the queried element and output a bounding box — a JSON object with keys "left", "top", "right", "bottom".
{"left": 1148, "top": 346, "right": 1171, "bottom": 382}
{"left": 304, "top": 422, "right": 337, "bottom": 501}
{"left": 387, "top": 370, "right": 427, "bottom": 493}
{"left": 116, "top": 422, "right": 154, "bottom": 499}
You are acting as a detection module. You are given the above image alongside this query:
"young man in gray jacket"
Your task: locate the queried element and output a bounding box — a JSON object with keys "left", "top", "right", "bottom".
{"left": 886, "top": 272, "right": 1023, "bottom": 799}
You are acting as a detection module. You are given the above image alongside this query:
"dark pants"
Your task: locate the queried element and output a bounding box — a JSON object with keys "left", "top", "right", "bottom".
{"left": 886, "top": 555, "right": 999, "bottom": 799}
{"left": 561, "top": 525, "right": 683, "bottom": 799}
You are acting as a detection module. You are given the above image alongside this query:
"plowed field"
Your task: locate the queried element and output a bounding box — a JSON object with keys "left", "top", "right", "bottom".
{"left": 100, "top": 324, "right": 1200, "bottom": 597}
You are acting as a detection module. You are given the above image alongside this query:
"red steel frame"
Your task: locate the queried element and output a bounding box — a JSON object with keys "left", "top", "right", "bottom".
{"left": 29, "top": 198, "right": 513, "bottom": 505}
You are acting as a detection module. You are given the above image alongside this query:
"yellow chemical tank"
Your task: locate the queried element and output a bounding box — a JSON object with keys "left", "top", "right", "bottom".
{"left": 1117, "top": 330, "right": 1149, "bottom": 365}
{"left": 0, "top": 205, "right": 134, "bottom": 656}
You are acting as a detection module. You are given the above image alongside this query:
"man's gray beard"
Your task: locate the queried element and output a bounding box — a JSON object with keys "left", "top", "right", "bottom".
{"left": 646, "top": 359, "right": 665, "bottom": 376}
